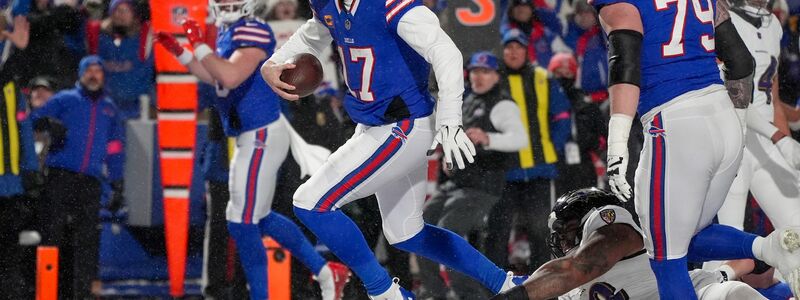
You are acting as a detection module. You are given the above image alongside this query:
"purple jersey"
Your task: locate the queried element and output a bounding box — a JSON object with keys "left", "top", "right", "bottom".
{"left": 590, "top": 0, "right": 724, "bottom": 115}
{"left": 309, "top": 0, "right": 435, "bottom": 126}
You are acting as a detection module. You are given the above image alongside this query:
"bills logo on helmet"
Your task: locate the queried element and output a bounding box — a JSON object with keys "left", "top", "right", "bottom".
{"left": 600, "top": 209, "right": 616, "bottom": 224}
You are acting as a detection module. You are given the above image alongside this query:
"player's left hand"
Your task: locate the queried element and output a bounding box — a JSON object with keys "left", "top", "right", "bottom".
{"left": 181, "top": 19, "right": 205, "bottom": 46}
{"left": 775, "top": 136, "right": 800, "bottom": 169}
{"left": 428, "top": 124, "right": 476, "bottom": 170}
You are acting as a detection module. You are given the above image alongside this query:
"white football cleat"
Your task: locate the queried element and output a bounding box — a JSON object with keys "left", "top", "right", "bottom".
{"left": 315, "top": 262, "right": 352, "bottom": 300}
{"left": 761, "top": 227, "right": 800, "bottom": 297}
{"left": 369, "top": 278, "right": 416, "bottom": 300}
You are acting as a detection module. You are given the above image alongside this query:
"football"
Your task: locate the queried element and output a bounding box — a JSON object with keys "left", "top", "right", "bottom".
{"left": 280, "top": 53, "right": 324, "bottom": 98}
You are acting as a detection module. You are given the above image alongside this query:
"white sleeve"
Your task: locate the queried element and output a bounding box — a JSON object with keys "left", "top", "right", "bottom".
{"left": 558, "top": 288, "right": 583, "bottom": 300}
{"left": 581, "top": 205, "right": 644, "bottom": 243}
{"left": 746, "top": 106, "right": 779, "bottom": 138}
{"left": 486, "top": 100, "right": 528, "bottom": 152}
{"left": 268, "top": 18, "right": 333, "bottom": 64}
{"left": 396, "top": 6, "right": 465, "bottom": 126}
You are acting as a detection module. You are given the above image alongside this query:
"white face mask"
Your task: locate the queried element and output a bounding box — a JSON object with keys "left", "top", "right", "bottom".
{"left": 210, "top": 0, "right": 254, "bottom": 26}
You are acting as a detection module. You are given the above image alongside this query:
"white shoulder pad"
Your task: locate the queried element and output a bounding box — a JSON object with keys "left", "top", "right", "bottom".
{"left": 581, "top": 205, "right": 643, "bottom": 243}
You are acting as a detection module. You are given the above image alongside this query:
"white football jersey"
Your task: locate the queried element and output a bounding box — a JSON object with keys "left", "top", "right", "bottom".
{"left": 731, "top": 12, "right": 783, "bottom": 123}
{"left": 558, "top": 206, "right": 731, "bottom": 300}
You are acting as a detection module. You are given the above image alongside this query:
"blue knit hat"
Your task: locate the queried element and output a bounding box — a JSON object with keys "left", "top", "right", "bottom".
{"left": 79, "top": 55, "right": 104, "bottom": 78}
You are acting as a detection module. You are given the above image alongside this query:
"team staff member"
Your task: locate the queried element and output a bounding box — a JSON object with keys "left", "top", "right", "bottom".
{"left": 31, "top": 55, "right": 125, "bottom": 299}
{"left": 486, "top": 29, "right": 571, "bottom": 271}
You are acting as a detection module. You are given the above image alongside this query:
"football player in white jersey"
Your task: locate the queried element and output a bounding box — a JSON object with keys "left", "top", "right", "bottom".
{"left": 704, "top": 2, "right": 800, "bottom": 298}
{"left": 716, "top": 0, "right": 800, "bottom": 236}
{"left": 491, "top": 188, "right": 776, "bottom": 300}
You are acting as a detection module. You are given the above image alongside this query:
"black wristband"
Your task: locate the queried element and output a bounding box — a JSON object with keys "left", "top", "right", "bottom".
{"left": 752, "top": 258, "right": 771, "bottom": 275}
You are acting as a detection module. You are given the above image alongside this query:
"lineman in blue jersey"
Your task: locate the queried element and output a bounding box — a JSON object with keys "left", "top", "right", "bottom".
{"left": 262, "top": 0, "right": 526, "bottom": 298}
{"left": 589, "top": 0, "right": 800, "bottom": 298}
{"left": 153, "top": 1, "right": 352, "bottom": 299}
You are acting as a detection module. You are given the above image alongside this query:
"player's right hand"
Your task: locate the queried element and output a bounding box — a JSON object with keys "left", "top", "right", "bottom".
{"left": 154, "top": 32, "right": 184, "bottom": 57}
{"left": 607, "top": 152, "right": 632, "bottom": 202}
{"left": 607, "top": 113, "right": 634, "bottom": 202}
{"left": 260, "top": 61, "right": 299, "bottom": 101}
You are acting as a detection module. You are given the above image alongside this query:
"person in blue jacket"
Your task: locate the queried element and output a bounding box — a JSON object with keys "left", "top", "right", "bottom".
{"left": 31, "top": 55, "right": 125, "bottom": 300}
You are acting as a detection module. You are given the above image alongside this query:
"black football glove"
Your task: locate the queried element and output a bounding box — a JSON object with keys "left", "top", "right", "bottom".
{"left": 108, "top": 180, "right": 125, "bottom": 214}
{"left": 34, "top": 118, "right": 67, "bottom": 151}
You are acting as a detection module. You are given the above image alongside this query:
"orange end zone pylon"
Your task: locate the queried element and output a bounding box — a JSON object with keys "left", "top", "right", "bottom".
{"left": 36, "top": 246, "right": 58, "bottom": 300}
{"left": 265, "top": 238, "right": 292, "bottom": 300}
{"left": 149, "top": 0, "right": 206, "bottom": 296}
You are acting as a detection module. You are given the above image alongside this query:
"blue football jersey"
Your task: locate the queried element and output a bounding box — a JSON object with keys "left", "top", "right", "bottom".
{"left": 215, "top": 18, "right": 281, "bottom": 136}
{"left": 309, "top": 0, "right": 435, "bottom": 126}
{"left": 590, "top": 0, "right": 724, "bottom": 115}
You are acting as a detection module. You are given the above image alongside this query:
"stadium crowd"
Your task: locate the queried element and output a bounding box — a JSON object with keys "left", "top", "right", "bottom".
{"left": 0, "top": 0, "right": 800, "bottom": 298}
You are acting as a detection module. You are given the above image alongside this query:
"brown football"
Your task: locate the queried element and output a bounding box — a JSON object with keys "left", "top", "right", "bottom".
{"left": 280, "top": 53, "right": 324, "bottom": 98}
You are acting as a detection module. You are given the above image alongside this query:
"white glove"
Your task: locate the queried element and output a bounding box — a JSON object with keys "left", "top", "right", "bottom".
{"left": 607, "top": 114, "right": 634, "bottom": 202}
{"left": 429, "top": 97, "right": 476, "bottom": 170}
{"left": 775, "top": 136, "right": 800, "bottom": 169}
{"left": 428, "top": 124, "right": 476, "bottom": 170}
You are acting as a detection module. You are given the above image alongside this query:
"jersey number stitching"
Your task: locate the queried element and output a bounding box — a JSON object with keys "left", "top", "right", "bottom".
{"left": 338, "top": 46, "right": 376, "bottom": 102}
{"left": 655, "top": 0, "right": 715, "bottom": 57}
{"left": 758, "top": 56, "right": 778, "bottom": 105}
{"left": 588, "top": 282, "right": 630, "bottom": 300}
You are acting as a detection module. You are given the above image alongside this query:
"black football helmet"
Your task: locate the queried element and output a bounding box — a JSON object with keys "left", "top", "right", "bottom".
{"left": 547, "top": 188, "right": 622, "bottom": 258}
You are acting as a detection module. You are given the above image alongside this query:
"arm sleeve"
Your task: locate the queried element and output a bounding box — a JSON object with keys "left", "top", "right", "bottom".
{"left": 396, "top": 6, "right": 464, "bottom": 123}
{"left": 486, "top": 100, "right": 529, "bottom": 152}
{"left": 105, "top": 112, "right": 125, "bottom": 181}
{"left": 30, "top": 92, "right": 67, "bottom": 122}
{"left": 581, "top": 205, "right": 644, "bottom": 243}
{"left": 230, "top": 21, "right": 275, "bottom": 56}
{"left": 18, "top": 96, "right": 38, "bottom": 172}
{"left": 549, "top": 81, "right": 572, "bottom": 152}
{"left": 268, "top": 18, "right": 333, "bottom": 64}
{"left": 535, "top": 8, "right": 564, "bottom": 36}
